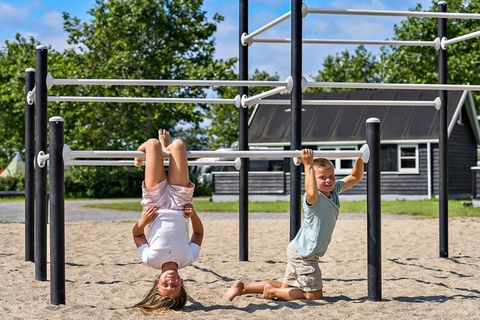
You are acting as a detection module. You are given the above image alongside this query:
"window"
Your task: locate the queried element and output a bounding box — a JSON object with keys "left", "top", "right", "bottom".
{"left": 398, "top": 145, "right": 418, "bottom": 173}
{"left": 319, "top": 146, "right": 357, "bottom": 174}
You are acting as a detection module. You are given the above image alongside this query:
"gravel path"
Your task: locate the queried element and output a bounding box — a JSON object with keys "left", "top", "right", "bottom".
{"left": 0, "top": 199, "right": 417, "bottom": 223}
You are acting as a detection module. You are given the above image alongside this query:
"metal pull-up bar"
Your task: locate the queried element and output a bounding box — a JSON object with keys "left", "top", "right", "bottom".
{"left": 307, "top": 81, "right": 480, "bottom": 91}
{"left": 307, "top": 7, "right": 480, "bottom": 19}
{"left": 68, "top": 159, "right": 242, "bottom": 170}
{"left": 62, "top": 144, "right": 371, "bottom": 163}
{"left": 251, "top": 37, "right": 437, "bottom": 47}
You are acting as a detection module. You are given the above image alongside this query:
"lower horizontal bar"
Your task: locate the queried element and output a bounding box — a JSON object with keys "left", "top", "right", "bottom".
{"left": 48, "top": 96, "right": 239, "bottom": 105}
{"left": 68, "top": 159, "right": 241, "bottom": 169}
{"left": 307, "top": 8, "right": 480, "bottom": 20}
{"left": 257, "top": 98, "right": 441, "bottom": 109}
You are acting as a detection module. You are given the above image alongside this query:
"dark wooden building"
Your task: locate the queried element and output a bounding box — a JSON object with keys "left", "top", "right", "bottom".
{"left": 213, "top": 90, "right": 480, "bottom": 201}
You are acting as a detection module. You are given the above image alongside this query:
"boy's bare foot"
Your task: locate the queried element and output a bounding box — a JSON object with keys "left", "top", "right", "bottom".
{"left": 223, "top": 280, "right": 244, "bottom": 301}
{"left": 262, "top": 283, "right": 275, "bottom": 300}
{"left": 158, "top": 129, "right": 171, "bottom": 148}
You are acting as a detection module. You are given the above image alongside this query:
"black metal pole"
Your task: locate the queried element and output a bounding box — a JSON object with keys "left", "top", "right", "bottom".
{"left": 239, "top": 0, "right": 249, "bottom": 261}
{"left": 437, "top": 1, "right": 448, "bottom": 258}
{"left": 25, "top": 68, "right": 35, "bottom": 262}
{"left": 35, "top": 45, "right": 48, "bottom": 281}
{"left": 367, "top": 117, "right": 381, "bottom": 301}
{"left": 49, "top": 116, "right": 65, "bottom": 305}
{"left": 289, "top": 0, "right": 302, "bottom": 240}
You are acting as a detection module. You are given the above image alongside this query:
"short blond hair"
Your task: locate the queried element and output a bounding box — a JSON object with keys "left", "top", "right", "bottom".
{"left": 313, "top": 158, "right": 334, "bottom": 170}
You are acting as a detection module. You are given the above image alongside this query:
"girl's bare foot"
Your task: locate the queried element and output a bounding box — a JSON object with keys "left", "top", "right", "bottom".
{"left": 158, "top": 129, "right": 171, "bottom": 148}
{"left": 223, "top": 280, "right": 244, "bottom": 301}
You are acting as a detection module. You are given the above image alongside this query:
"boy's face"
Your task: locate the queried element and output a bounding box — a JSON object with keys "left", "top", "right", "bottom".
{"left": 314, "top": 166, "right": 336, "bottom": 194}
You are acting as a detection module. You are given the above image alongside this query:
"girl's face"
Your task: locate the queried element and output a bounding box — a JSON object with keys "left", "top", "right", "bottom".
{"left": 157, "top": 270, "right": 183, "bottom": 297}
{"left": 314, "top": 167, "right": 336, "bottom": 195}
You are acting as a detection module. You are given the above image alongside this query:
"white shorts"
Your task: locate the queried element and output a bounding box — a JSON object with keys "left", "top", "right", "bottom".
{"left": 141, "top": 179, "right": 194, "bottom": 211}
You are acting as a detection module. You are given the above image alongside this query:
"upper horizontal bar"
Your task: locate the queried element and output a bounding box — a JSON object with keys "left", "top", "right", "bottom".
{"left": 50, "top": 77, "right": 288, "bottom": 88}
{"left": 257, "top": 98, "right": 440, "bottom": 109}
{"left": 242, "top": 11, "right": 292, "bottom": 45}
{"left": 307, "top": 81, "right": 480, "bottom": 91}
{"left": 48, "top": 96, "right": 239, "bottom": 105}
{"left": 307, "top": 8, "right": 480, "bottom": 20}
{"left": 252, "top": 38, "right": 436, "bottom": 47}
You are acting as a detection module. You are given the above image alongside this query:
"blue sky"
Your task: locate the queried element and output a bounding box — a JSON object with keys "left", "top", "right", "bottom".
{"left": 1, "top": 0, "right": 433, "bottom": 79}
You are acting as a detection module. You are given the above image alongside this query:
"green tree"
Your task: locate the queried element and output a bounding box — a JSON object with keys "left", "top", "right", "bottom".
{"left": 379, "top": 0, "right": 480, "bottom": 89}
{"left": 313, "top": 45, "right": 380, "bottom": 88}
{"left": 206, "top": 69, "right": 280, "bottom": 149}
{"left": 58, "top": 0, "right": 235, "bottom": 150}
{"left": 0, "top": 35, "right": 68, "bottom": 167}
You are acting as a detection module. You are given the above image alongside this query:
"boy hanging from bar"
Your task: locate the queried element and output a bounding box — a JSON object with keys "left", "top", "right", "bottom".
{"left": 224, "top": 149, "right": 364, "bottom": 301}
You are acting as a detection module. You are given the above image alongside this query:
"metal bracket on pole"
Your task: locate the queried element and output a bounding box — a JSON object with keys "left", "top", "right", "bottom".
{"left": 27, "top": 86, "right": 36, "bottom": 105}
{"left": 241, "top": 32, "right": 252, "bottom": 46}
{"left": 46, "top": 73, "right": 54, "bottom": 90}
{"left": 440, "top": 36, "right": 448, "bottom": 50}
{"left": 234, "top": 95, "right": 242, "bottom": 108}
{"left": 37, "top": 151, "right": 49, "bottom": 168}
{"left": 434, "top": 97, "right": 442, "bottom": 110}
{"left": 360, "top": 144, "right": 370, "bottom": 163}
{"left": 234, "top": 157, "right": 242, "bottom": 170}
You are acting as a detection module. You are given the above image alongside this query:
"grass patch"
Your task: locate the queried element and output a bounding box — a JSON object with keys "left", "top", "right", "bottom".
{"left": 85, "top": 199, "right": 480, "bottom": 218}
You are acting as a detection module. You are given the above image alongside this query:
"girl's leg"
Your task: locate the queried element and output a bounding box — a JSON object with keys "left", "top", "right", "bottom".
{"left": 136, "top": 138, "right": 167, "bottom": 189}
{"left": 262, "top": 285, "right": 323, "bottom": 301}
{"left": 159, "top": 129, "right": 189, "bottom": 187}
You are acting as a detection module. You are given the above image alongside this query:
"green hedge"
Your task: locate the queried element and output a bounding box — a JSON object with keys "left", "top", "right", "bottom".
{"left": 0, "top": 174, "right": 24, "bottom": 191}
{"left": 0, "top": 167, "right": 212, "bottom": 198}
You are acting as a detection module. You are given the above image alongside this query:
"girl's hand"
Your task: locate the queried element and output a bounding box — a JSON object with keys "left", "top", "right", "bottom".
{"left": 184, "top": 204, "right": 194, "bottom": 218}
{"left": 139, "top": 206, "right": 158, "bottom": 225}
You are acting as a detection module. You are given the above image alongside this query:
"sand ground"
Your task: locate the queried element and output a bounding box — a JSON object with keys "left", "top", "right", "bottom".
{"left": 0, "top": 209, "right": 479, "bottom": 319}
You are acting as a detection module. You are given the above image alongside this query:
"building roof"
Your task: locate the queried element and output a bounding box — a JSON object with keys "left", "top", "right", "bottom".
{"left": 248, "top": 90, "right": 480, "bottom": 146}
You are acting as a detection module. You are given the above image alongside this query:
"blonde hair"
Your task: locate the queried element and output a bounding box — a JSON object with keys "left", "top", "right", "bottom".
{"left": 132, "top": 276, "right": 188, "bottom": 314}
{"left": 313, "top": 158, "right": 335, "bottom": 170}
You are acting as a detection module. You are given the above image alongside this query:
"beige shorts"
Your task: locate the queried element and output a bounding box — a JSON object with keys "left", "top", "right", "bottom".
{"left": 283, "top": 242, "right": 323, "bottom": 292}
{"left": 141, "top": 179, "right": 194, "bottom": 211}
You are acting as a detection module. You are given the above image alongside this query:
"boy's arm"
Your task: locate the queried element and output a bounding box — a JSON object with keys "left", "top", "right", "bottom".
{"left": 302, "top": 149, "right": 318, "bottom": 205}
{"left": 342, "top": 157, "right": 364, "bottom": 192}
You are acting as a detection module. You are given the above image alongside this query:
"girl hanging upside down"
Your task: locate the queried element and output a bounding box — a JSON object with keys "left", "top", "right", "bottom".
{"left": 131, "top": 129, "right": 204, "bottom": 313}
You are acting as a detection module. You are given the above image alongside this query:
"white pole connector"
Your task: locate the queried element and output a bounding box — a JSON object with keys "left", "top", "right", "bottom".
{"left": 46, "top": 73, "right": 54, "bottom": 90}
{"left": 27, "top": 86, "right": 36, "bottom": 105}
{"left": 360, "top": 144, "right": 370, "bottom": 163}
{"left": 235, "top": 94, "right": 242, "bottom": 108}
{"left": 293, "top": 155, "right": 301, "bottom": 166}
{"left": 434, "top": 97, "right": 442, "bottom": 110}
{"left": 286, "top": 76, "right": 294, "bottom": 93}
{"left": 37, "top": 151, "right": 49, "bottom": 168}
{"left": 241, "top": 32, "right": 252, "bottom": 46}
{"left": 234, "top": 158, "right": 242, "bottom": 170}
{"left": 302, "top": 3, "right": 309, "bottom": 18}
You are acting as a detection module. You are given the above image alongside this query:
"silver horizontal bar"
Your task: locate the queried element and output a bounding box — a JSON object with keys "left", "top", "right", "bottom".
{"left": 48, "top": 96, "right": 237, "bottom": 104}
{"left": 307, "top": 8, "right": 480, "bottom": 19}
{"left": 70, "top": 149, "right": 363, "bottom": 159}
{"left": 68, "top": 159, "right": 240, "bottom": 167}
{"left": 51, "top": 77, "right": 287, "bottom": 87}
{"left": 257, "top": 99, "right": 439, "bottom": 107}
{"left": 252, "top": 38, "right": 435, "bottom": 47}
{"left": 307, "top": 81, "right": 480, "bottom": 91}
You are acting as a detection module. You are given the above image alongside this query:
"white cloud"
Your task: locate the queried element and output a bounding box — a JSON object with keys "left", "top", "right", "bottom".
{"left": 41, "top": 11, "right": 64, "bottom": 29}
{"left": 0, "top": 2, "right": 28, "bottom": 26}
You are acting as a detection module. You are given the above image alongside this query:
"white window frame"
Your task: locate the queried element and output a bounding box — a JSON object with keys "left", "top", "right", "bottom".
{"left": 397, "top": 144, "right": 419, "bottom": 173}
{"left": 319, "top": 146, "right": 358, "bottom": 174}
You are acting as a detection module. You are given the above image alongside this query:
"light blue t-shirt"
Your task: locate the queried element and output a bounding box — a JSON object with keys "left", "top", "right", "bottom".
{"left": 292, "top": 180, "right": 345, "bottom": 258}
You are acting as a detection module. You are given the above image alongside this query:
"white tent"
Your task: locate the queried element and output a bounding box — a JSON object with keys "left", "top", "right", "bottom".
{"left": 0, "top": 153, "right": 25, "bottom": 177}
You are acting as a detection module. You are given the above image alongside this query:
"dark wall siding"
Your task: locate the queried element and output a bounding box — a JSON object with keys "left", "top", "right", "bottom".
{"left": 447, "top": 114, "right": 477, "bottom": 196}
